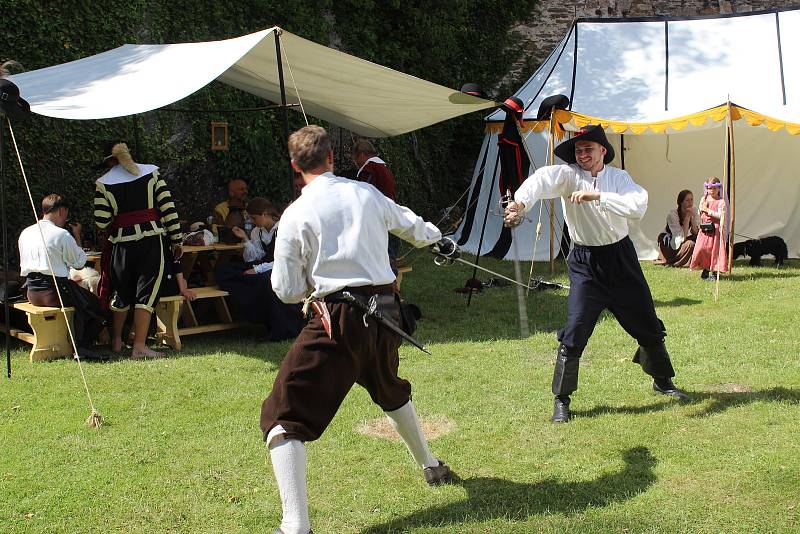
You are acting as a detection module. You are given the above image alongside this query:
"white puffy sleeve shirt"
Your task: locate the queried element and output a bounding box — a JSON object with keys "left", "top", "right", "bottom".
{"left": 242, "top": 225, "right": 277, "bottom": 274}
{"left": 18, "top": 219, "right": 87, "bottom": 277}
{"left": 271, "top": 173, "right": 441, "bottom": 303}
{"left": 514, "top": 164, "right": 648, "bottom": 247}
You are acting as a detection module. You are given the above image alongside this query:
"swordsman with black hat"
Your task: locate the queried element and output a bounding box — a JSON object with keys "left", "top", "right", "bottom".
{"left": 504, "top": 125, "right": 690, "bottom": 423}
{"left": 261, "top": 125, "right": 451, "bottom": 534}
{"left": 93, "top": 142, "right": 182, "bottom": 359}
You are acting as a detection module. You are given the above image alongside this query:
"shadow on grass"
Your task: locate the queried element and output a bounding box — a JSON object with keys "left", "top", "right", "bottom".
{"left": 361, "top": 447, "right": 656, "bottom": 533}
{"left": 724, "top": 270, "right": 800, "bottom": 282}
{"left": 689, "top": 386, "right": 800, "bottom": 417}
{"left": 572, "top": 387, "right": 800, "bottom": 420}
{"left": 653, "top": 297, "right": 702, "bottom": 307}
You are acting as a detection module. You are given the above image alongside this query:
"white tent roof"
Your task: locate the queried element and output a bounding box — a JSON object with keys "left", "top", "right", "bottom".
{"left": 8, "top": 27, "right": 494, "bottom": 137}
{"left": 488, "top": 8, "right": 800, "bottom": 126}
{"left": 458, "top": 8, "right": 800, "bottom": 262}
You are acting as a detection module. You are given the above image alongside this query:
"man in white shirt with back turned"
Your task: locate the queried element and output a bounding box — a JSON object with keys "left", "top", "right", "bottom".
{"left": 504, "top": 125, "right": 689, "bottom": 423}
{"left": 19, "top": 194, "right": 106, "bottom": 359}
{"left": 260, "top": 125, "right": 452, "bottom": 534}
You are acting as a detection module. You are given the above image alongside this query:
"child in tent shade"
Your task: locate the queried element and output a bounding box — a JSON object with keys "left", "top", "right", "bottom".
{"left": 689, "top": 177, "right": 728, "bottom": 280}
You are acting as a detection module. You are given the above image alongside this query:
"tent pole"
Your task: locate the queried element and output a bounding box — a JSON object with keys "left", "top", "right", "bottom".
{"left": 467, "top": 151, "right": 501, "bottom": 307}
{"left": 727, "top": 102, "right": 736, "bottom": 272}
{"left": 548, "top": 112, "right": 556, "bottom": 276}
{"left": 1, "top": 118, "right": 10, "bottom": 378}
{"left": 274, "top": 29, "right": 292, "bottom": 202}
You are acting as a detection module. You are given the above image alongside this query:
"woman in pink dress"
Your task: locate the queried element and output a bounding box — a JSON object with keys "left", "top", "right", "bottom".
{"left": 689, "top": 177, "right": 728, "bottom": 280}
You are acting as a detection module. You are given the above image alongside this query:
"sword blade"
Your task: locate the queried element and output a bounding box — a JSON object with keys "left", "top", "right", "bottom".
{"left": 374, "top": 314, "right": 432, "bottom": 355}
{"left": 447, "top": 257, "right": 570, "bottom": 291}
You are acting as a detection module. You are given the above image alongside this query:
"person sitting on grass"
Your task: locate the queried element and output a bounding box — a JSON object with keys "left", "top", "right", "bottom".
{"left": 655, "top": 189, "right": 699, "bottom": 268}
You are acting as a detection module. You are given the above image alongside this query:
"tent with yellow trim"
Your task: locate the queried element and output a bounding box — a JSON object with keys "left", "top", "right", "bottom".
{"left": 456, "top": 7, "right": 800, "bottom": 262}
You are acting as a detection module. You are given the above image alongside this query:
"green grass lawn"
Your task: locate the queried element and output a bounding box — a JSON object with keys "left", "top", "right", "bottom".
{"left": 1, "top": 254, "right": 799, "bottom": 533}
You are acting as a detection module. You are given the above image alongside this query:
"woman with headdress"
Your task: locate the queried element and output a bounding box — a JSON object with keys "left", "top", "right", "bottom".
{"left": 689, "top": 177, "right": 728, "bottom": 280}
{"left": 655, "top": 189, "right": 699, "bottom": 267}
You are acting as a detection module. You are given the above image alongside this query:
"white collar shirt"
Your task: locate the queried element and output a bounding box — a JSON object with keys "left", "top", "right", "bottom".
{"left": 243, "top": 224, "right": 278, "bottom": 274}
{"left": 272, "top": 172, "right": 441, "bottom": 302}
{"left": 514, "top": 163, "right": 648, "bottom": 247}
{"left": 18, "top": 219, "right": 87, "bottom": 277}
{"left": 356, "top": 156, "right": 386, "bottom": 178}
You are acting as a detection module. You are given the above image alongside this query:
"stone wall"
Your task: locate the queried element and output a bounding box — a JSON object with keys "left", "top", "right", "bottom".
{"left": 508, "top": 0, "right": 798, "bottom": 85}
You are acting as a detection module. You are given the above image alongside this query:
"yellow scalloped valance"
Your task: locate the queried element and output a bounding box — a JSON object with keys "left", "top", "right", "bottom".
{"left": 485, "top": 105, "right": 800, "bottom": 136}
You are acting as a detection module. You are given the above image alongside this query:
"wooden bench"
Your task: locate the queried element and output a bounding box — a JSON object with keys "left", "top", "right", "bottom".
{"left": 154, "top": 286, "right": 248, "bottom": 351}
{"left": 1, "top": 302, "right": 76, "bottom": 362}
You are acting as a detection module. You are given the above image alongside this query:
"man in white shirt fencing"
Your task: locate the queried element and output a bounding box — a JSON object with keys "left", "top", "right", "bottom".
{"left": 504, "top": 125, "right": 689, "bottom": 423}
{"left": 260, "top": 125, "right": 451, "bottom": 534}
{"left": 18, "top": 194, "right": 106, "bottom": 359}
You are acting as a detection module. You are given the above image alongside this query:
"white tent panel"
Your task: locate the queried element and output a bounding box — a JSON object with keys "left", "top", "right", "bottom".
{"left": 668, "top": 15, "right": 783, "bottom": 117}
{"left": 464, "top": 9, "right": 800, "bottom": 261}
{"left": 620, "top": 123, "right": 800, "bottom": 260}
{"left": 9, "top": 30, "right": 270, "bottom": 120}
{"left": 486, "top": 28, "right": 576, "bottom": 123}
{"left": 620, "top": 127, "right": 727, "bottom": 259}
{"left": 774, "top": 10, "right": 800, "bottom": 118}
{"left": 456, "top": 131, "right": 566, "bottom": 261}
{"left": 573, "top": 21, "right": 666, "bottom": 121}
{"left": 8, "top": 28, "right": 494, "bottom": 137}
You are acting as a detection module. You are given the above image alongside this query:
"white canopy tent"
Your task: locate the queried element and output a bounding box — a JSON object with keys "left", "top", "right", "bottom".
{"left": 456, "top": 8, "right": 800, "bottom": 262}
{"left": 7, "top": 27, "right": 494, "bottom": 136}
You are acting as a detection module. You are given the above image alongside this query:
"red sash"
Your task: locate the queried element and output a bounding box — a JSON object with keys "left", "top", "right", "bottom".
{"left": 98, "top": 208, "right": 160, "bottom": 310}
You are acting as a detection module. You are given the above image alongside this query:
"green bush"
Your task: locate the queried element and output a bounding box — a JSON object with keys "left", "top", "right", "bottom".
{"left": 0, "top": 0, "right": 536, "bottom": 263}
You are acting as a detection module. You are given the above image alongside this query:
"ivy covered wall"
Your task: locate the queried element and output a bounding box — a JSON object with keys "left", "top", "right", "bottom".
{"left": 0, "top": 0, "right": 537, "bottom": 263}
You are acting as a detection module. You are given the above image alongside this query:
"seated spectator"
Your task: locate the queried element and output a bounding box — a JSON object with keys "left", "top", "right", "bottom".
{"left": 216, "top": 197, "right": 303, "bottom": 341}
{"left": 655, "top": 189, "right": 699, "bottom": 267}
{"left": 212, "top": 179, "right": 249, "bottom": 237}
{"left": 18, "top": 194, "right": 107, "bottom": 359}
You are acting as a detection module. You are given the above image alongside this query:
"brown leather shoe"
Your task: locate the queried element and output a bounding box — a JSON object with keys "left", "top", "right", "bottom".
{"left": 424, "top": 459, "right": 452, "bottom": 486}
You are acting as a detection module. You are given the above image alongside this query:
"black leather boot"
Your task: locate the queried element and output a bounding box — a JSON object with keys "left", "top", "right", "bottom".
{"left": 653, "top": 377, "right": 690, "bottom": 401}
{"left": 551, "top": 345, "right": 580, "bottom": 423}
{"left": 634, "top": 343, "right": 689, "bottom": 401}
{"left": 551, "top": 395, "right": 571, "bottom": 423}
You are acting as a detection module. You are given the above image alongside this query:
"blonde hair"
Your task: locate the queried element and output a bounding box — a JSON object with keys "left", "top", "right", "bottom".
{"left": 288, "top": 125, "right": 331, "bottom": 172}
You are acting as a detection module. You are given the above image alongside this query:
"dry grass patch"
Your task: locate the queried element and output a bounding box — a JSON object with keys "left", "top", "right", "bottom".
{"left": 708, "top": 382, "right": 754, "bottom": 393}
{"left": 356, "top": 414, "right": 456, "bottom": 442}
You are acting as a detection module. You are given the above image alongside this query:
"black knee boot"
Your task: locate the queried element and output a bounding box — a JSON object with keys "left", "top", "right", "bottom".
{"left": 551, "top": 345, "right": 580, "bottom": 422}
{"left": 633, "top": 343, "right": 689, "bottom": 401}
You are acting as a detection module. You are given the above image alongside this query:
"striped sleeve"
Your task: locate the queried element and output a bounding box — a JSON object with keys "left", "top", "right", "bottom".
{"left": 154, "top": 174, "right": 183, "bottom": 244}
{"left": 93, "top": 183, "right": 113, "bottom": 229}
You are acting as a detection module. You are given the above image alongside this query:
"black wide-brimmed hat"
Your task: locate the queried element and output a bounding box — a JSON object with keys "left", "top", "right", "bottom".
{"left": 554, "top": 125, "right": 615, "bottom": 164}
{"left": 535, "top": 94, "right": 570, "bottom": 120}
{"left": 0, "top": 78, "right": 31, "bottom": 123}
{"left": 460, "top": 83, "right": 488, "bottom": 100}
{"left": 500, "top": 96, "right": 525, "bottom": 121}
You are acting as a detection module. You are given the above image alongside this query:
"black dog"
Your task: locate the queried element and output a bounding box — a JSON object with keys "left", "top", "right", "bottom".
{"left": 732, "top": 236, "right": 788, "bottom": 266}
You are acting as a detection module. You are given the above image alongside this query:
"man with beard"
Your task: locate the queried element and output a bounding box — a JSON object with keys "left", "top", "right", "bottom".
{"left": 504, "top": 125, "right": 689, "bottom": 423}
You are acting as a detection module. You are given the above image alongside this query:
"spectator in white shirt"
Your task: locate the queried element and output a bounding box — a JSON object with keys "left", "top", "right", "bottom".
{"left": 18, "top": 194, "right": 106, "bottom": 358}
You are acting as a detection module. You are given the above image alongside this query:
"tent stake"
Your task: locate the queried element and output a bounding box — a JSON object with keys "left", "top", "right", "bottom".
{"left": 274, "top": 29, "right": 292, "bottom": 202}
